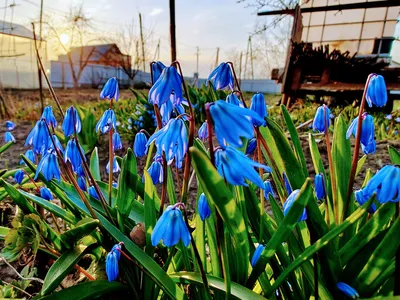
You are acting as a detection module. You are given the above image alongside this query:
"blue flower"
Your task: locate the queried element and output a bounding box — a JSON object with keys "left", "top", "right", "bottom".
{"left": 314, "top": 173, "right": 326, "bottom": 200}
{"left": 159, "top": 96, "right": 174, "bottom": 125}
{"left": 263, "top": 180, "right": 275, "bottom": 199}
{"left": 361, "top": 139, "right": 376, "bottom": 155}
{"left": 251, "top": 244, "right": 265, "bottom": 267}
{"left": 40, "top": 187, "right": 53, "bottom": 200}
{"left": 113, "top": 132, "right": 122, "bottom": 150}
{"left": 215, "top": 146, "right": 271, "bottom": 188}
{"left": 283, "top": 189, "right": 307, "bottom": 221}
{"left": 385, "top": 114, "right": 392, "bottom": 120}
{"left": 354, "top": 189, "right": 376, "bottom": 214}
{"left": 246, "top": 138, "right": 257, "bottom": 155}
{"left": 106, "top": 243, "right": 122, "bottom": 282}
{"left": 14, "top": 170, "right": 24, "bottom": 184}
{"left": 337, "top": 282, "right": 359, "bottom": 299}
{"left": 149, "top": 66, "right": 183, "bottom": 106}
{"left": 346, "top": 113, "right": 375, "bottom": 154}
{"left": 76, "top": 166, "right": 86, "bottom": 177}
{"left": 106, "top": 156, "right": 120, "bottom": 174}
{"left": 62, "top": 106, "right": 81, "bottom": 137}
{"left": 78, "top": 176, "right": 87, "bottom": 192}
{"left": 35, "top": 150, "right": 61, "bottom": 182}
{"left": 364, "top": 165, "right": 400, "bottom": 204}
{"left": 88, "top": 186, "right": 99, "bottom": 200}
{"left": 20, "top": 149, "right": 36, "bottom": 165}
{"left": 133, "top": 132, "right": 148, "bottom": 157}
{"left": 283, "top": 172, "right": 292, "bottom": 195}
{"left": 48, "top": 134, "right": 65, "bottom": 155}
{"left": 112, "top": 182, "right": 118, "bottom": 188}
{"left": 25, "top": 120, "right": 49, "bottom": 154}
{"left": 226, "top": 93, "right": 242, "bottom": 106}
{"left": 96, "top": 109, "right": 116, "bottom": 134}
{"left": 4, "top": 131, "right": 15, "bottom": 143}
{"left": 207, "top": 62, "right": 234, "bottom": 90}
{"left": 198, "top": 121, "right": 208, "bottom": 141}
{"left": 209, "top": 100, "right": 264, "bottom": 148}
{"left": 41, "top": 106, "right": 57, "bottom": 127}
{"left": 151, "top": 204, "right": 191, "bottom": 247}
{"left": 396, "top": 117, "right": 400, "bottom": 123}
{"left": 151, "top": 61, "right": 167, "bottom": 83}
{"left": 64, "top": 139, "right": 84, "bottom": 173}
{"left": 250, "top": 93, "right": 267, "bottom": 126}
{"left": 100, "top": 77, "right": 120, "bottom": 102}
{"left": 198, "top": 193, "right": 211, "bottom": 221}
{"left": 313, "top": 105, "right": 330, "bottom": 132}
{"left": 5, "top": 121, "right": 16, "bottom": 131}
{"left": 147, "top": 160, "right": 163, "bottom": 184}
{"left": 146, "top": 118, "right": 188, "bottom": 166}
{"left": 366, "top": 74, "right": 387, "bottom": 107}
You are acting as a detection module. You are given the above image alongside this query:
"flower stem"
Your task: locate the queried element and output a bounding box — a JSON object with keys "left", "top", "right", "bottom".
{"left": 108, "top": 128, "right": 114, "bottom": 207}
{"left": 256, "top": 129, "right": 265, "bottom": 243}
{"left": 160, "top": 154, "right": 168, "bottom": 215}
{"left": 227, "top": 62, "right": 247, "bottom": 108}
{"left": 205, "top": 104, "right": 215, "bottom": 164}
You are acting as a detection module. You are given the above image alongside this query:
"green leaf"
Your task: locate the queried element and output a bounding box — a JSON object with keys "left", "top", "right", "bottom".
{"left": 356, "top": 155, "right": 367, "bottom": 176}
{"left": 60, "top": 218, "right": 100, "bottom": 245}
{"left": 0, "top": 226, "right": 9, "bottom": 239}
{"left": 0, "top": 141, "right": 13, "bottom": 154}
{"left": 89, "top": 147, "right": 101, "bottom": 181}
{"left": 388, "top": 145, "right": 400, "bottom": 164}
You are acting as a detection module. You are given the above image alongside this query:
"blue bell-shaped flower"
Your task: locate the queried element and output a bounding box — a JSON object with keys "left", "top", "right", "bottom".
{"left": 88, "top": 186, "right": 100, "bottom": 200}
{"left": 363, "top": 165, "right": 400, "bottom": 204}
{"left": 246, "top": 138, "right": 257, "bottom": 156}
{"left": 100, "top": 77, "right": 120, "bottom": 102}
{"left": 226, "top": 93, "right": 243, "bottom": 106}
{"left": 198, "top": 121, "right": 208, "bottom": 142}
{"left": 354, "top": 189, "right": 376, "bottom": 214}
{"left": 4, "top": 131, "right": 15, "bottom": 143}
{"left": 41, "top": 106, "right": 57, "bottom": 127}
{"left": 251, "top": 244, "right": 265, "bottom": 267}
{"left": 64, "top": 138, "right": 85, "bottom": 173}
{"left": 250, "top": 93, "right": 267, "bottom": 127}
{"left": 133, "top": 132, "right": 148, "bottom": 157}
{"left": 283, "top": 189, "right": 307, "bottom": 221}
{"left": 20, "top": 149, "right": 36, "bottom": 165}
{"left": 40, "top": 187, "right": 53, "bottom": 200}
{"left": 106, "top": 156, "right": 120, "bottom": 174}
{"left": 198, "top": 193, "right": 211, "bottom": 221}
{"left": 5, "top": 121, "right": 16, "bottom": 131}
{"left": 96, "top": 109, "right": 116, "bottom": 134}
{"left": 25, "top": 119, "right": 49, "bottom": 154}
{"left": 48, "top": 134, "right": 65, "bottom": 155}
{"left": 14, "top": 170, "right": 24, "bottom": 184}
{"left": 337, "top": 282, "right": 359, "bottom": 299}
{"left": 263, "top": 180, "right": 275, "bottom": 199}
{"left": 106, "top": 243, "right": 122, "bottom": 282}
{"left": 346, "top": 113, "right": 375, "bottom": 154}
{"left": 314, "top": 173, "right": 326, "bottom": 200}
{"left": 366, "top": 74, "right": 387, "bottom": 107}
{"left": 149, "top": 66, "right": 183, "bottom": 106}
{"left": 207, "top": 62, "right": 234, "bottom": 90}
{"left": 151, "top": 61, "right": 167, "bottom": 83}
{"left": 147, "top": 160, "right": 163, "bottom": 184}
{"left": 35, "top": 150, "right": 61, "bottom": 182}
{"left": 78, "top": 176, "right": 87, "bottom": 192}
{"left": 62, "top": 106, "right": 81, "bottom": 137}
{"left": 313, "top": 105, "right": 330, "bottom": 132}
{"left": 112, "top": 132, "right": 123, "bottom": 150}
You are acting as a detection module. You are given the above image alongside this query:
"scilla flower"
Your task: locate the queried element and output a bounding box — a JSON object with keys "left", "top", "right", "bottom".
{"left": 88, "top": 186, "right": 99, "bottom": 200}
{"left": 5, "top": 121, "right": 16, "bottom": 131}
{"left": 246, "top": 138, "right": 257, "bottom": 155}
{"left": 215, "top": 146, "right": 271, "bottom": 188}
{"left": 146, "top": 118, "right": 188, "bottom": 165}
{"left": 14, "top": 170, "right": 24, "bottom": 184}
{"left": 151, "top": 61, "right": 167, "bottom": 83}
{"left": 354, "top": 189, "right": 376, "bottom": 214}
{"left": 49, "top": 134, "right": 65, "bottom": 155}
{"left": 198, "top": 193, "right": 211, "bottom": 221}
{"left": 100, "top": 77, "right": 120, "bottom": 102}
{"left": 25, "top": 119, "right": 49, "bottom": 154}
{"left": 40, "top": 187, "right": 53, "bottom": 200}
{"left": 251, "top": 244, "right": 265, "bottom": 267}
{"left": 207, "top": 62, "right": 234, "bottom": 90}
{"left": 113, "top": 132, "right": 122, "bottom": 150}
{"left": 4, "top": 131, "right": 15, "bottom": 143}
{"left": 198, "top": 121, "right": 208, "bottom": 141}
{"left": 20, "top": 149, "right": 35, "bottom": 165}
{"left": 366, "top": 74, "right": 387, "bottom": 107}
{"left": 209, "top": 100, "right": 264, "bottom": 148}
{"left": 64, "top": 139, "right": 85, "bottom": 172}
{"left": 147, "top": 159, "right": 163, "bottom": 184}
{"left": 250, "top": 93, "right": 267, "bottom": 126}
{"left": 283, "top": 189, "right": 307, "bottom": 221}
{"left": 313, "top": 105, "right": 330, "bottom": 132}
{"left": 134, "top": 132, "right": 148, "bottom": 157}
{"left": 263, "top": 180, "right": 275, "bottom": 199}
{"left": 363, "top": 165, "right": 400, "bottom": 204}
{"left": 96, "top": 109, "right": 116, "bottom": 134}
{"left": 41, "top": 106, "right": 57, "bottom": 127}
{"left": 106, "top": 156, "right": 120, "bottom": 174}
{"left": 314, "top": 173, "right": 326, "bottom": 200}
{"left": 337, "top": 282, "right": 359, "bottom": 299}
{"left": 35, "top": 149, "right": 61, "bottom": 182}
{"left": 346, "top": 113, "right": 375, "bottom": 154}
{"left": 226, "top": 93, "right": 242, "bottom": 106}
{"left": 62, "top": 106, "right": 81, "bottom": 137}
{"left": 149, "top": 66, "right": 183, "bottom": 106}
{"left": 78, "top": 176, "right": 87, "bottom": 192}
{"left": 151, "top": 204, "right": 191, "bottom": 247}
{"left": 106, "top": 243, "right": 123, "bottom": 282}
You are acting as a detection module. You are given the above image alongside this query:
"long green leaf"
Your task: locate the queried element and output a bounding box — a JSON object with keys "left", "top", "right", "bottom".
{"left": 388, "top": 145, "right": 400, "bottom": 164}
{"left": 60, "top": 218, "right": 100, "bottom": 245}
{"left": 89, "top": 147, "right": 101, "bottom": 181}
{"left": 0, "top": 141, "right": 13, "bottom": 154}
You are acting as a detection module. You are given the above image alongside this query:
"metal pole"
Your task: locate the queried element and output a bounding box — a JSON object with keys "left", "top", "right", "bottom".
{"left": 32, "top": 23, "right": 44, "bottom": 113}
{"left": 139, "top": 13, "right": 146, "bottom": 72}
{"left": 215, "top": 47, "right": 220, "bottom": 68}
{"left": 169, "top": 0, "right": 176, "bottom": 62}
{"left": 196, "top": 46, "right": 200, "bottom": 73}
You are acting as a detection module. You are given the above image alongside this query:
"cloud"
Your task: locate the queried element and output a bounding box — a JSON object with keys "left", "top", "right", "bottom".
{"left": 150, "top": 8, "right": 164, "bottom": 17}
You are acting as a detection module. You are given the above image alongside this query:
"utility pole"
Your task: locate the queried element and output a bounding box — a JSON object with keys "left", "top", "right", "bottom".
{"left": 249, "top": 36, "right": 254, "bottom": 80}
{"left": 39, "top": 0, "right": 43, "bottom": 47}
{"left": 238, "top": 51, "right": 242, "bottom": 83}
{"left": 195, "top": 46, "right": 200, "bottom": 74}
{"left": 139, "top": 13, "right": 146, "bottom": 72}
{"left": 32, "top": 23, "right": 44, "bottom": 113}
{"left": 244, "top": 37, "right": 250, "bottom": 79}
{"left": 169, "top": 0, "right": 176, "bottom": 62}
{"left": 215, "top": 47, "right": 220, "bottom": 68}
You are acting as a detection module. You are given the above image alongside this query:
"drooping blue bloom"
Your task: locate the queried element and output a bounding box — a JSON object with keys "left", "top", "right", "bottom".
{"left": 283, "top": 189, "right": 307, "bottom": 221}
{"left": 314, "top": 173, "right": 326, "bottom": 200}
{"left": 78, "top": 176, "right": 87, "bottom": 192}
{"left": 88, "top": 186, "right": 99, "bottom": 200}
{"left": 209, "top": 100, "right": 265, "bottom": 148}
{"left": 361, "top": 139, "right": 376, "bottom": 155}
{"left": 133, "top": 132, "right": 148, "bottom": 157}
{"left": 147, "top": 160, "right": 163, "bottom": 184}
{"left": 41, "top": 106, "right": 57, "bottom": 127}
{"left": 112, "top": 132, "right": 122, "bottom": 150}
{"left": 76, "top": 166, "right": 86, "bottom": 177}
{"left": 364, "top": 165, "right": 400, "bottom": 204}
{"left": 354, "top": 189, "right": 376, "bottom": 214}
{"left": 246, "top": 138, "right": 257, "bottom": 155}
{"left": 146, "top": 118, "right": 188, "bottom": 166}
{"left": 207, "top": 62, "right": 234, "bottom": 90}
{"left": 4, "top": 131, "right": 15, "bottom": 143}
{"left": 198, "top": 121, "right": 208, "bottom": 141}
{"left": 100, "top": 77, "right": 120, "bottom": 102}
{"left": 105, "top": 243, "right": 122, "bottom": 282}
{"left": 96, "top": 109, "right": 116, "bottom": 134}
{"left": 40, "top": 187, "right": 53, "bottom": 200}
{"left": 106, "top": 156, "right": 120, "bottom": 174}
{"left": 151, "top": 61, "right": 167, "bottom": 83}
{"left": 14, "top": 170, "right": 24, "bottom": 184}
{"left": 215, "top": 146, "right": 271, "bottom": 188}
{"left": 337, "top": 282, "right": 359, "bottom": 299}
{"left": 283, "top": 172, "right": 292, "bottom": 195}
{"left": 5, "top": 121, "right": 16, "bottom": 131}
{"left": 149, "top": 66, "right": 183, "bottom": 106}
{"left": 151, "top": 204, "right": 191, "bottom": 247}
{"left": 20, "top": 149, "right": 36, "bottom": 165}
{"left": 64, "top": 139, "right": 84, "bottom": 173}
{"left": 366, "top": 74, "right": 387, "bottom": 107}
{"left": 385, "top": 114, "right": 392, "bottom": 120}
{"left": 396, "top": 117, "right": 400, "bottom": 123}
{"left": 250, "top": 93, "right": 267, "bottom": 127}
{"left": 112, "top": 182, "right": 118, "bottom": 188}
{"left": 198, "top": 193, "right": 211, "bottom": 221}
{"left": 48, "top": 134, "right": 65, "bottom": 155}
{"left": 159, "top": 96, "right": 174, "bottom": 125}
{"left": 226, "top": 93, "right": 243, "bottom": 107}
{"left": 35, "top": 150, "right": 61, "bottom": 182}
{"left": 251, "top": 244, "right": 265, "bottom": 267}
{"left": 263, "top": 180, "right": 275, "bottom": 199}
{"left": 25, "top": 119, "right": 49, "bottom": 154}
{"left": 346, "top": 113, "right": 375, "bottom": 154}
{"left": 62, "top": 106, "right": 81, "bottom": 137}
{"left": 313, "top": 105, "right": 330, "bottom": 132}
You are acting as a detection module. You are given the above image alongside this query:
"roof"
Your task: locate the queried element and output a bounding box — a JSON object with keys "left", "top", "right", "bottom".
{"left": 0, "top": 20, "right": 43, "bottom": 40}
{"left": 59, "top": 43, "right": 124, "bottom": 63}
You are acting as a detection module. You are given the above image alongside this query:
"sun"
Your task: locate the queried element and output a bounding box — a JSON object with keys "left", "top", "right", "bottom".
{"left": 59, "top": 33, "right": 70, "bottom": 46}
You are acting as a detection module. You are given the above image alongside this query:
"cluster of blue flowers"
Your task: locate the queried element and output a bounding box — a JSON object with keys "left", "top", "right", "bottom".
{"left": 4, "top": 121, "right": 16, "bottom": 143}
